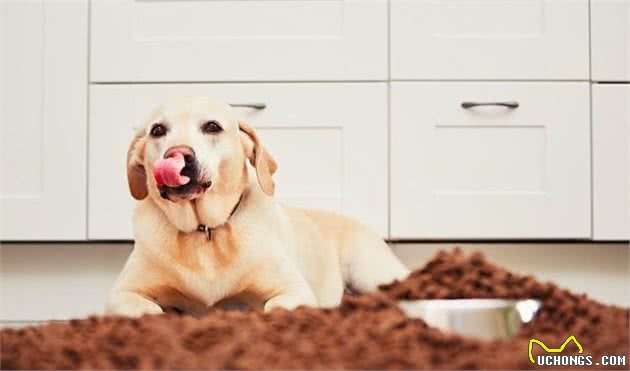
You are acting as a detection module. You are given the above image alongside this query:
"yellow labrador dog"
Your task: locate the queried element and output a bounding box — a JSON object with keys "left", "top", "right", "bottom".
{"left": 106, "top": 97, "right": 409, "bottom": 317}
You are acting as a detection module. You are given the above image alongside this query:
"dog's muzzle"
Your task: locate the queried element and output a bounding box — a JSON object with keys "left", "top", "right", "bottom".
{"left": 156, "top": 146, "right": 211, "bottom": 201}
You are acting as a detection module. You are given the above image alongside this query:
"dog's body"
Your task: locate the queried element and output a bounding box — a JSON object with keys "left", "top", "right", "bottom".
{"left": 107, "top": 97, "right": 408, "bottom": 317}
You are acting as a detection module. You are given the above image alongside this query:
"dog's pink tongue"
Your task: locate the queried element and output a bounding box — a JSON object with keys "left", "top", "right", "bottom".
{"left": 153, "top": 152, "right": 190, "bottom": 187}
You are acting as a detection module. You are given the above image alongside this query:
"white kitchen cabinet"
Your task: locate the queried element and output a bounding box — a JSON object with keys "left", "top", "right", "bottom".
{"left": 90, "top": 0, "right": 387, "bottom": 82}
{"left": 592, "top": 84, "right": 629, "bottom": 240}
{"left": 0, "top": 0, "right": 88, "bottom": 240}
{"left": 88, "top": 83, "right": 388, "bottom": 239}
{"left": 390, "top": 82, "right": 591, "bottom": 239}
{"left": 590, "top": 0, "right": 630, "bottom": 82}
{"left": 390, "top": 0, "right": 589, "bottom": 80}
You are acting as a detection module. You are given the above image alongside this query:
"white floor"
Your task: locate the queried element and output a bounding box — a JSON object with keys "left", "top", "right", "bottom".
{"left": 1, "top": 242, "right": 628, "bottom": 323}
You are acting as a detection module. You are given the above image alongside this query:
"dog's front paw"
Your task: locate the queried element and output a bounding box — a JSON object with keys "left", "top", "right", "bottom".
{"left": 264, "top": 294, "right": 317, "bottom": 312}
{"left": 110, "top": 303, "right": 163, "bottom": 318}
{"left": 106, "top": 291, "right": 164, "bottom": 318}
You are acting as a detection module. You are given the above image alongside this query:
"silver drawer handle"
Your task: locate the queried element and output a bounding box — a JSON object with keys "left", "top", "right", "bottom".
{"left": 229, "top": 103, "right": 267, "bottom": 110}
{"left": 461, "top": 101, "right": 519, "bottom": 109}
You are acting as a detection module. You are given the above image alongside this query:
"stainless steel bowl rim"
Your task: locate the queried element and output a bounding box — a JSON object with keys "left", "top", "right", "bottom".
{"left": 398, "top": 298, "right": 541, "bottom": 310}
{"left": 397, "top": 298, "right": 543, "bottom": 340}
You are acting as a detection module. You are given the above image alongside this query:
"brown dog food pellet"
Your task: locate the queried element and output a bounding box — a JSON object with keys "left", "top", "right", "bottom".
{"left": 1, "top": 248, "right": 628, "bottom": 370}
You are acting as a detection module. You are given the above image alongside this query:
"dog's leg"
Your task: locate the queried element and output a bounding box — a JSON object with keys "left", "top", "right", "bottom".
{"left": 316, "top": 264, "right": 345, "bottom": 308}
{"left": 106, "top": 290, "right": 163, "bottom": 318}
{"left": 259, "top": 262, "right": 319, "bottom": 311}
{"left": 105, "top": 247, "right": 167, "bottom": 317}
{"left": 263, "top": 292, "right": 317, "bottom": 312}
{"left": 263, "top": 277, "right": 319, "bottom": 311}
{"left": 344, "top": 236, "right": 410, "bottom": 293}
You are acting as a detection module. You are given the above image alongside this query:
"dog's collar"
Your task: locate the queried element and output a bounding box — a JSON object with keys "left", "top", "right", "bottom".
{"left": 196, "top": 193, "right": 243, "bottom": 240}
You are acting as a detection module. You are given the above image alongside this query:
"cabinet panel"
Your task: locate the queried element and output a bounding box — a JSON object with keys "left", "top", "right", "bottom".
{"left": 592, "top": 84, "right": 630, "bottom": 240}
{"left": 0, "top": 0, "right": 88, "bottom": 240}
{"left": 591, "top": 0, "right": 630, "bottom": 82}
{"left": 90, "top": 0, "right": 387, "bottom": 82}
{"left": 391, "top": 0, "right": 589, "bottom": 80}
{"left": 89, "top": 83, "right": 388, "bottom": 239}
{"left": 391, "top": 82, "right": 591, "bottom": 239}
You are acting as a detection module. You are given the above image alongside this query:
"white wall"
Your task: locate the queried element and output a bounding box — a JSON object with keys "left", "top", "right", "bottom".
{"left": 1, "top": 242, "right": 627, "bottom": 322}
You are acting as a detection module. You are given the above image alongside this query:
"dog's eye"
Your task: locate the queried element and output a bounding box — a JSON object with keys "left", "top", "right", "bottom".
{"left": 201, "top": 121, "right": 223, "bottom": 134}
{"left": 150, "top": 123, "right": 168, "bottom": 138}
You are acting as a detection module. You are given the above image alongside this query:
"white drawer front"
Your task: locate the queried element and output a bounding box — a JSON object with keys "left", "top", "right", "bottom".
{"left": 391, "top": 82, "right": 590, "bottom": 239}
{"left": 90, "top": 1, "right": 387, "bottom": 82}
{"left": 390, "top": 0, "right": 589, "bottom": 80}
{"left": 592, "top": 84, "right": 630, "bottom": 240}
{"left": 591, "top": 0, "right": 630, "bottom": 82}
{"left": 89, "top": 83, "right": 387, "bottom": 239}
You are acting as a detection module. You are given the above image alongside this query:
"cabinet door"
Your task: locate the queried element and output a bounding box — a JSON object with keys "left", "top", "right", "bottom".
{"left": 90, "top": 0, "right": 387, "bottom": 82}
{"left": 391, "top": 82, "right": 590, "bottom": 239}
{"left": 592, "top": 84, "right": 629, "bottom": 240}
{"left": 0, "top": 1, "right": 88, "bottom": 240}
{"left": 390, "top": 0, "right": 589, "bottom": 80}
{"left": 591, "top": 0, "right": 630, "bottom": 82}
{"left": 89, "top": 83, "right": 387, "bottom": 239}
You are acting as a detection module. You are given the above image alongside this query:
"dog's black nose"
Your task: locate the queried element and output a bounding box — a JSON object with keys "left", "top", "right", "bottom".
{"left": 164, "top": 145, "right": 195, "bottom": 163}
{"left": 183, "top": 153, "right": 195, "bottom": 165}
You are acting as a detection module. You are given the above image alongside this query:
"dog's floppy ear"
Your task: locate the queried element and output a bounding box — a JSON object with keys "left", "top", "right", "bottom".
{"left": 127, "top": 129, "right": 148, "bottom": 200}
{"left": 239, "top": 121, "right": 277, "bottom": 196}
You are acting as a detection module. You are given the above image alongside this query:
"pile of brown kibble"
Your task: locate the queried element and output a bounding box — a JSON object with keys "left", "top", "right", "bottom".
{"left": 2, "top": 248, "right": 628, "bottom": 370}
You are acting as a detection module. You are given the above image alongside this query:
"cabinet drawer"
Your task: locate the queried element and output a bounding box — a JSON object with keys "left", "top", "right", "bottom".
{"left": 90, "top": 1, "right": 387, "bottom": 82}
{"left": 89, "top": 83, "right": 387, "bottom": 239}
{"left": 390, "top": 0, "right": 589, "bottom": 80}
{"left": 391, "top": 82, "right": 590, "bottom": 239}
{"left": 592, "top": 85, "right": 629, "bottom": 240}
{"left": 591, "top": 0, "right": 630, "bottom": 81}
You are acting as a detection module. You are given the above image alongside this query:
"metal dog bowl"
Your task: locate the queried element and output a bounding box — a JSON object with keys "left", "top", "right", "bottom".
{"left": 398, "top": 299, "right": 541, "bottom": 340}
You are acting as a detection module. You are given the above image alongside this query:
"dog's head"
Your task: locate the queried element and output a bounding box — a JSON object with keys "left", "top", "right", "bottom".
{"left": 126, "top": 97, "right": 277, "bottom": 204}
